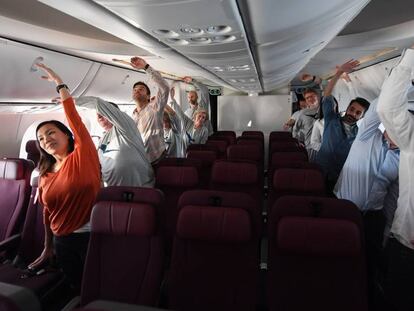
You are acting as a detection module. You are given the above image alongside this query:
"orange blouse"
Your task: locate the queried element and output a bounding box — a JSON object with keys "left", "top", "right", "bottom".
{"left": 39, "top": 97, "right": 101, "bottom": 236}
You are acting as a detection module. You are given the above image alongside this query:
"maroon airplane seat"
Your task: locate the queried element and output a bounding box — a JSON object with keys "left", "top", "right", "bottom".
{"left": 0, "top": 171, "right": 65, "bottom": 308}
{"left": 25, "top": 140, "right": 40, "bottom": 167}
{"left": 186, "top": 149, "right": 218, "bottom": 187}
{"left": 155, "top": 165, "right": 200, "bottom": 252}
{"left": 205, "top": 140, "right": 228, "bottom": 159}
{"left": 0, "top": 158, "right": 34, "bottom": 244}
{"left": 269, "top": 131, "right": 293, "bottom": 141}
{"left": 267, "top": 196, "right": 367, "bottom": 311}
{"left": 210, "top": 160, "right": 262, "bottom": 206}
{"left": 268, "top": 168, "right": 325, "bottom": 213}
{"left": 242, "top": 131, "right": 264, "bottom": 139}
{"left": 80, "top": 186, "right": 164, "bottom": 307}
{"left": 168, "top": 190, "right": 260, "bottom": 311}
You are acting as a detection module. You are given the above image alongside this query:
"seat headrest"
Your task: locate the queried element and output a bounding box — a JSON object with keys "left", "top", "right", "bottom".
{"left": 273, "top": 168, "right": 325, "bottom": 194}
{"left": 211, "top": 161, "right": 258, "bottom": 184}
{"left": 277, "top": 216, "right": 361, "bottom": 257}
{"left": 177, "top": 206, "right": 251, "bottom": 242}
{"left": 227, "top": 145, "right": 261, "bottom": 162}
{"left": 25, "top": 140, "right": 40, "bottom": 154}
{"left": 206, "top": 140, "right": 228, "bottom": 152}
{"left": 271, "top": 152, "right": 307, "bottom": 166}
{"left": 91, "top": 201, "right": 156, "bottom": 236}
{"left": 0, "top": 158, "right": 31, "bottom": 180}
{"left": 186, "top": 150, "right": 217, "bottom": 163}
{"left": 96, "top": 186, "right": 164, "bottom": 206}
{"left": 179, "top": 190, "right": 257, "bottom": 211}
{"left": 156, "top": 166, "right": 198, "bottom": 187}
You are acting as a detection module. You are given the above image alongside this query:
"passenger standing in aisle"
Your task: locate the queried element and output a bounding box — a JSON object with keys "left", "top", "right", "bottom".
{"left": 131, "top": 57, "right": 169, "bottom": 164}
{"left": 315, "top": 59, "right": 370, "bottom": 192}
{"left": 76, "top": 96, "right": 154, "bottom": 187}
{"left": 29, "top": 63, "right": 100, "bottom": 293}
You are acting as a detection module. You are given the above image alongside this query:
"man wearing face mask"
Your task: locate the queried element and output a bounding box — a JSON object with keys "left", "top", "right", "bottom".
{"left": 315, "top": 59, "right": 371, "bottom": 192}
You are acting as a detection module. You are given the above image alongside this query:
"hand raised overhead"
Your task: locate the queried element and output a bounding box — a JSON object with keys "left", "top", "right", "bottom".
{"left": 35, "top": 63, "right": 63, "bottom": 85}
{"left": 130, "top": 57, "right": 148, "bottom": 70}
{"left": 336, "top": 59, "right": 360, "bottom": 74}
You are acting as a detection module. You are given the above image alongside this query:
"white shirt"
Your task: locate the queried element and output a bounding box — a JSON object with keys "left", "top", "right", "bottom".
{"left": 334, "top": 98, "right": 388, "bottom": 210}
{"left": 377, "top": 48, "right": 414, "bottom": 250}
{"left": 292, "top": 107, "right": 319, "bottom": 147}
{"left": 310, "top": 119, "right": 324, "bottom": 151}
{"left": 76, "top": 96, "right": 154, "bottom": 187}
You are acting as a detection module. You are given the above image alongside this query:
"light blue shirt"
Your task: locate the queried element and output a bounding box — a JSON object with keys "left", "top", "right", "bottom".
{"left": 315, "top": 95, "right": 359, "bottom": 182}
{"left": 364, "top": 148, "right": 400, "bottom": 240}
{"left": 334, "top": 98, "right": 387, "bottom": 209}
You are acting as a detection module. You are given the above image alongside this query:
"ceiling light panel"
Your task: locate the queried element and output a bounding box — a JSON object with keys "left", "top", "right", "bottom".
{"left": 93, "top": 0, "right": 262, "bottom": 92}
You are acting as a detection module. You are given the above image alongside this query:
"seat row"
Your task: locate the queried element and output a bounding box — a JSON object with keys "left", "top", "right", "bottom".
{"left": 1, "top": 186, "right": 368, "bottom": 311}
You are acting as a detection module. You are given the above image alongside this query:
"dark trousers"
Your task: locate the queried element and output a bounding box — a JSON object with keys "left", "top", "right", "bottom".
{"left": 54, "top": 232, "right": 90, "bottom": 294}
{"left": 363, "top": 210, "right": 386, "bottom": 310}
{"left": 382, "top": 238, "right": 414, "bottom": 311}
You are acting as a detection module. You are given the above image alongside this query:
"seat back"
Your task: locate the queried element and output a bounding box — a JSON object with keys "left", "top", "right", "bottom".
{"left": 212, "top": 131, "right": 236, "bottom": 144}
{"left": 205, "top": 140, "right": 228, "bottom": 159}
{"left": 210, "top": 160, "right": 262, "bottom": 206}
{"left": 14, "top": 171, "right": 44, "bottom": 265}
{"left": 186, "top": 150, "right": 217, "bottom": 187}
{"left": 227, "top": 143, "right": 262, "bottom": 164}
{"left": 168, "top": 190, "right": 260, "bottom": 311}
{"left": 242, "top": 131, "right": 264, "bottom": 139}
{"left": 0, "top": 159, "right": 34, "bottom": 243}
{"left": 268, "top": 168, "right": 325, "bottom": 212}
{"left": 25, "top": 140, "right": 40, "bottom": 167}
{"left": 81, "top": 187, "right": 164, "bottom": 307}
{"left": 269, "top": 131, "right": 293, "bottom": 141}
{"left": 155, "top": 165, "right": 200, "bottom": 251}
{"left": 267, "top": 196, "right": 367, "bottom": 311}
{"left": 209, "top": 134, "right": 236, "bottom": 146}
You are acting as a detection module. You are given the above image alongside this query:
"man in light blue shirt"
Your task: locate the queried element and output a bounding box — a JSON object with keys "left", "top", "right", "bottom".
{"left": 315, "top": 60, "right": 371, "bottom": 192}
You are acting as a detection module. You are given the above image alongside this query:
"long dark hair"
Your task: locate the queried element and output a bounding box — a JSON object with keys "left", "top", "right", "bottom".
{"left": 36, "top": 120, "right": 74, "bottom": 176}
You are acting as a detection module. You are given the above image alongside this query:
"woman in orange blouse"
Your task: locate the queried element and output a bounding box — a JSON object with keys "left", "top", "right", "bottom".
{"left": 28, "top": 63, "right": 101, "bottom": 293}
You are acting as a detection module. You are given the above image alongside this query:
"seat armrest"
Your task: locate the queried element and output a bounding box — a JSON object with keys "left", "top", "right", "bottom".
{"left": 0, "top": 281, "right": 41, "bottom": 311}
{"left": 61, "top": 296, "right": 81, "bottom": 311}
{"left": 78, "top": 300, "right": 169, "bottom": 311}
{"left": 0, "top": 234, "right": 21, "bottom": 253}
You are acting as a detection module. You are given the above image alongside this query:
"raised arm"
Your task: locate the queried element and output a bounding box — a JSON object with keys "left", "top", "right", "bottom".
{"left": 75, "top": 96, "right": 145, "bottom": 149}
{"left": 169, "top": 86, "right": 194, "bottom": 131}
{"left": 35, "top": 63, "right": 93, "bottom": 149}
{"left": 377, "top": 47, "right": 414, "bottom": 151}
{"left": 356, "top": 98, "right": 381, "bottom": 141}
{"left": 324, "top": 59, "right": 360, "bottom": 97}
{"left": 130, "top": 57, "right": 169, "bottom": 112}
{"left": 183, "top": 76, "right": 210, "bottom": 110}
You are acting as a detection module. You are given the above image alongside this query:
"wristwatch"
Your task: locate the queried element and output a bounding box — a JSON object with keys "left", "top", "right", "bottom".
{"left": 56, "top": 84, "right": 69, "bottom": 93}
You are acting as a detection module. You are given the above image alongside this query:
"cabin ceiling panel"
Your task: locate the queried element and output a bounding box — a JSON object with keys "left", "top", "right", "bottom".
{"left": 92, "top": 0, "right": 262, "bottom": 92}
{"left": 239, "top": 0, "right": 370, "bottom": 91}
{"left": 0, "top": 39, "right": 93, "bottom": 102}
{"left": 302, "top": 20, "right": 414, "bottom": 79}
{"left": 39, "top": 0, "right": 240, "bottom": 92}
{"left": 81, "top": 64, "right": 148, "bottom": 103}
